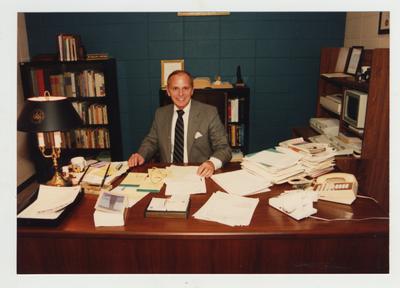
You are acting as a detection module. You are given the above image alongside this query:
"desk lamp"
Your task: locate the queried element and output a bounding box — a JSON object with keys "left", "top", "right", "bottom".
{"left": 17, "top": 91, "right": 82, "bottom": 186}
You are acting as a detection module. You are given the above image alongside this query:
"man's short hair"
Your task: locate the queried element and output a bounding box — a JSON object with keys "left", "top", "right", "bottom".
{"left": 167, "top": 70, "right": 194, "bottom": 88}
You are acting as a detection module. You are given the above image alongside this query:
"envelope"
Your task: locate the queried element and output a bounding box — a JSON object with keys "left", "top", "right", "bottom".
{"left": 194, "top": 131, "right": 203, "bottom": 139}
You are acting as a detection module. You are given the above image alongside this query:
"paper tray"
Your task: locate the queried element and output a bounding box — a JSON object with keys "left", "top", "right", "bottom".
{"left": 17, "top": 189, "right": 84, "bottom": 227}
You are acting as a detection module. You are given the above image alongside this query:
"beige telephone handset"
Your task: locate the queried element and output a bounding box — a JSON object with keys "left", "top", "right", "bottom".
{"left": 314, "top": 172, "right": 358, "bottom": 205}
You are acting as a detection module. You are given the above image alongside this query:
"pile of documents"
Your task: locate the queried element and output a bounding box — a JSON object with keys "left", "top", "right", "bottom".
{"left": 240, "top": 137, "right": 336, "bottom": 184}
{"left": 211, "top": 169, "right": 272, "bottom": 196}
{"left": 79, "top": 161, "right": 129, "bottom": 193}
{"left": 145, "top": 194, "right": 190, "bottom": 218}
{"left": 93, "top": 190, "right": 128, "bottom": 227}
{"left": 164, "top": 165, "right": 206, "bottom": 195}
{"left": 277, "top": 137, "right": 336, "bottom": 178}
{"left": 241, "top": 149, "right": 304, "bottom": 184}
{"left": 17, "top": 185, "right": 81, "bottom": 220}
{"left": 193, "top": 191, "right": 259, "bottom": 226}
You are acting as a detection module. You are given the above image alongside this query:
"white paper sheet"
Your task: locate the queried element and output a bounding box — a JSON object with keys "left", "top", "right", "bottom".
{"left": 193, "top": 191, "right": 259, "bottom": 227}
{"left": 17, "top": 185, "right": 81, "bottom": 219}
{"left": 211, "top": 169, "right": 271, "bottom": 196}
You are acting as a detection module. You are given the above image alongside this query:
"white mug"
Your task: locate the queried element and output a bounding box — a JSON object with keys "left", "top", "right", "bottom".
{"left": 71, "top": 156, "right": 86, "bottom": 173}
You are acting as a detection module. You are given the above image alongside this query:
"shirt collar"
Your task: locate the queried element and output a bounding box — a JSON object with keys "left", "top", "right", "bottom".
{"left": 174, "top": 100, "right": 191, "bottom": 114}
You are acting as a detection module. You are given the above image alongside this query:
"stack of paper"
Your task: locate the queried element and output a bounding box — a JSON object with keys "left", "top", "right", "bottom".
{"left": 145, "top": 194, "right": 190, "bottom": 218}
{"left": 111, "top": 185, "right": 149, "bottom": 208}
{"left": 103, "top": 161, "right": 129, "bottom": 186}
{"left": 147, "top": 194, "right": 190, "bottom": 212}
{"left": 164, "top": 165, "right": 206, "bottom": 195}
{"left": 136, "top": 168, "right": 167, "bottom": 193}
{"left": 119, "top": 172, "right": 147, "bottom": 187}
{"left": 193, "top": 191, "right": 259, "bottom": 226}
{"left": 17, "top": 185, "right": 81, "bottom": 220}
{"left": 93, "top": 190, "right": 127, "bottom": 227}
{"left": 277, "top": 140, "right": 336, "bottom": 178}
{"left": 241, "top": 149, "right": 304, "bottom": 184}
{"left": 211, "top": 169, "right": 271, "bottom": 196}
{"left": 81, "top": 161, "right": 129, "bottom": 187}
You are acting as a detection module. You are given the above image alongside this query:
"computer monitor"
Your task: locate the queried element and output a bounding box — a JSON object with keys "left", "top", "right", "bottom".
{"left": 343, "top": 89, "right": 368, "bottom": 129}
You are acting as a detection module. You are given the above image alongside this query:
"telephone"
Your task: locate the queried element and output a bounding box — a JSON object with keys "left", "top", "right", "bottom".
{"left": 313, "top": 172, "right": 358, "bottom": 205}
{"left": 269, "top": 190, "right": 318, "bottom": 220}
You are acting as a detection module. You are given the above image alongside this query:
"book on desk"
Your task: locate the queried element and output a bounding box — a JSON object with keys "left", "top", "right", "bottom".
{"left": 144, "top": 195, "right": 190, "bottom": 219}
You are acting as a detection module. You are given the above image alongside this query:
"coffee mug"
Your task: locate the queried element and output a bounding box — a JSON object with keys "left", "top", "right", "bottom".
{"left": 71, "top": 156, "right": 86, "bottom": 173}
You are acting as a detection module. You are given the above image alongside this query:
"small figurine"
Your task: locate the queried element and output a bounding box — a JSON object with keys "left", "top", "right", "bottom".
{"left": 213, "top": 75, "right": 222, "bottom": 86}
{"left": 235, "top": 65, "right": 245, "bottom": 87}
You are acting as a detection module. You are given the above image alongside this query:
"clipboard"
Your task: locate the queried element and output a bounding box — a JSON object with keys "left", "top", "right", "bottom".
{"left": 17, "top": 188, "right": 83, "bottom": 227}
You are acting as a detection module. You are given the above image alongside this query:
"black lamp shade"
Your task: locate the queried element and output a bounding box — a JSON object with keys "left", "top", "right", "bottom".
{"left": 17, "top": 96, "right": 82, "bottom": 132}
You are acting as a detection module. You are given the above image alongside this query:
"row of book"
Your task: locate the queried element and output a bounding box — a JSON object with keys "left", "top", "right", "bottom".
{"left": 57, "top": 34, "right": 85, "bottom": 61}
{"left": 72, "top": 102, "right": 108, "bottom": 125}
{"left": 228, "top": 124, "right": 245, "bottom": 147}
{"left": 41, "top": 129, "right": 110, "bottom": 149}
{"left": 227, "top": 98, "right": 245, "bottom": 122}
{"left": 30, "top": 69, "right": 105, "bottom": 98}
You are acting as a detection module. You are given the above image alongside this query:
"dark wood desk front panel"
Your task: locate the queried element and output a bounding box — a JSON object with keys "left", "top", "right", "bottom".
{"left": 17, "top": 163, "right": 389, "bottom": 274}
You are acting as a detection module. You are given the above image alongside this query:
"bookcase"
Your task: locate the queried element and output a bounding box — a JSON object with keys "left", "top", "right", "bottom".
{"left": 308, "top": 47, "right": 389, "bottom": 211}
{"left": 19, "top": 59, "right": 123, "bottom": 181}
{"left": 159, "top": 87, "right": 250, "bottom": 155}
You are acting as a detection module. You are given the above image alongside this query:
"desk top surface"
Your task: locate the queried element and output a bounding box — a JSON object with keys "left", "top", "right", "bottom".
{"left": 18, "top": 163, "right": 388, "bottom": 239}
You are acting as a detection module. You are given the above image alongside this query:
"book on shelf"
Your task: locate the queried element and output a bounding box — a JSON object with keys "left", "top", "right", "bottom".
{"left": 87, "top": 53, "right": 109, "bottom": 60}
{"left": 57, "top": 33, "right": 85, "bottom": 61}
{"left": 44, "top": 70, "right": 105, "bottom": 98}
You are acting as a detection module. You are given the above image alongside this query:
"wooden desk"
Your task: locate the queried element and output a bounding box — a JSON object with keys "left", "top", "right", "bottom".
{"left": 17, "top": 163, "right": 388, "bottom": 273}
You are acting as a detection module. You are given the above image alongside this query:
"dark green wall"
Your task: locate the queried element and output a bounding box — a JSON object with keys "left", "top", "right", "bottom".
{"left": 25, "top": 12, "right": 345, "bottom": 158}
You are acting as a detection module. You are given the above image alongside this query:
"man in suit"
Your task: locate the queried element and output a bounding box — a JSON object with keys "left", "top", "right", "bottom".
{"left": 128, "top": 70, "right": 231, "bottom": 177}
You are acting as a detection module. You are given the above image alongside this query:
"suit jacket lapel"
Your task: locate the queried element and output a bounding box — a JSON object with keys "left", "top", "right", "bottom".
{"left": 161, "top": 105, "right": 174, "bottom": 162}
{"left": 187, "top": 100, "right": 200, "bottom": 156}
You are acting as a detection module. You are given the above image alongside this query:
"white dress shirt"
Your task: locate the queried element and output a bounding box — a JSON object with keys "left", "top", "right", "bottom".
{"left": 170, "top": 100, "right": 222, "bottom": 169}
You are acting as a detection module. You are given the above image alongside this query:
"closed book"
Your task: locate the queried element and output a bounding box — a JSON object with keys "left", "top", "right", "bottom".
{"left": 93, "top": 209, "right": 127, "bottom": 227}
{"left": 94, "top": 72, "right": 105, "bottom": 97}
{"left": 144, "top": 196, "right": 190, "bottom": 219}
{"left": 36, "top": 69, "right": 45, "bottom": 96}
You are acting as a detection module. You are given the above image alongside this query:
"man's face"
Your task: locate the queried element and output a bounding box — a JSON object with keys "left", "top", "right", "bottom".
{"left": 166, "top": 73, "right": 194, "bottom": 110}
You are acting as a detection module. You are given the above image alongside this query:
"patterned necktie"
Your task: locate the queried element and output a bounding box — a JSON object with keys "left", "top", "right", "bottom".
{"left": 173, "top": 110, "right": 184, "bottom": 163}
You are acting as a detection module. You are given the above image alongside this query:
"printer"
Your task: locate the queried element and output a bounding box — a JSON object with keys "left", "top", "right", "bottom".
{"left": 309, "top": 117, "right": 339, "bottom": 136}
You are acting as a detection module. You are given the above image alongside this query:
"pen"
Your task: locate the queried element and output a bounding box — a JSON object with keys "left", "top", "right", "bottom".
{"left": 100, "top": 163, "right": 111, "bottom": 188}
{"left": 77, "top": 164, "right": 91, "bottom": 185}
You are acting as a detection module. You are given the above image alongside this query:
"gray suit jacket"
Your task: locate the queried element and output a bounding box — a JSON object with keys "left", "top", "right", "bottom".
{"left": 138, "top": 100, "right": 232, "bottom": 165}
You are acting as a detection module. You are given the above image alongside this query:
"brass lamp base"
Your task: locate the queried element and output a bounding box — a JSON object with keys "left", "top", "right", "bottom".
{"left": 46, "top": 171, "right": 70, "bottom": 187}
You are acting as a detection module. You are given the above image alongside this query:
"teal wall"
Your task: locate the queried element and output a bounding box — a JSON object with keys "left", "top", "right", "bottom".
{"left": 25, "top": 12, "right": 345, "bottom": 158}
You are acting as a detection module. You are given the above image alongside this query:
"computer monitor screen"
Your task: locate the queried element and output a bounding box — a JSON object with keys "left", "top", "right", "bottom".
{"left": 343, "top": 89, "right": 368, "bottom": 129}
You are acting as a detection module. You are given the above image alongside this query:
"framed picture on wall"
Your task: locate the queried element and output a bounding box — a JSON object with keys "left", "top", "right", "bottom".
{"left": 161, "top": 59, "right": 184, "bottom": 89}
{"left": 378, "top": 12, "right": 390, "bottom": 34}
{"left": 345, "top": 46, "right": 364, "bottom": 75}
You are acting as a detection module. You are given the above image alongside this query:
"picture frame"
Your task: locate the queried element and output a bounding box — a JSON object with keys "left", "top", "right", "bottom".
{"left": 378, "top": 12, "right": 390, "bottom": 34}
{"left": 345, "top": 46, "right": 364, "bottom": 75}
{"left": 161, "top": 59, "right": 184, "bottom": 88}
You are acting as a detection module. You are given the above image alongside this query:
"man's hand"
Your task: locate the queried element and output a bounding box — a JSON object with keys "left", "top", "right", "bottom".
{"left": 128, "top": 153, "right": 145, "bottom": 167}
{"left": 197, "top": 160, "right": 215, "bottom": 178}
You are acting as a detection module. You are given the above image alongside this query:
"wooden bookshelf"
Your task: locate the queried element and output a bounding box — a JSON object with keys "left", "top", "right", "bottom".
{"left": 159, "top": 87, "right": 250, "bottom": 154}
{"left": 19, "top": 59, "right": 123, "bottom": 182}
{"left": 312, "top": 47, "right": 389, "bottom": 211}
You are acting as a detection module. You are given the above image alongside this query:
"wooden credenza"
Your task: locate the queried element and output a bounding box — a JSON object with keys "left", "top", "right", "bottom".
{"left": 17, "top": 163, "right": 388, "bottom": 273}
